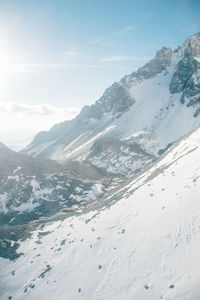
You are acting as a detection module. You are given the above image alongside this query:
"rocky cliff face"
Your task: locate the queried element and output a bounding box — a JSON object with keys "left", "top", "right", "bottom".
{"left": 85, "top": 82, "right": 135, "bottom": 119}
{"left": 170, "top": 33, "right": 200, "bottom": 115}
{"left": 131, "top": 46, "right": 173, "bottom": 80}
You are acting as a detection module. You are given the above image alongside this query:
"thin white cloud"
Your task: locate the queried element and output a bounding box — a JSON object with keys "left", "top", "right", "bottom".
{"left": 114, "top": 26, "right": 136, "bottom": 36}
{"left": 101, "top": 55, "right": 130, "bottom": 62}
{"left": 0, "top": 25, "right": 137, "bottom": 74}
{"left": 136, "top": 45, "right": 156, "bottom": 50}
{"left": 100, "top": 55, "right": 150, "bottom": 62}
{"left": 5, "top": 63, "right": 103, "bottom": 73}
{"left": 0, "top": 101, "right": 79, "bottom": 118}
{"left": 0, "top": 101, "right": 79, "bottom": 131}
{"left": 88, "top": 25, "right": 136, "bottom": 45}
{"left": 88, "top": 35, "right": 108, "bottom": 45}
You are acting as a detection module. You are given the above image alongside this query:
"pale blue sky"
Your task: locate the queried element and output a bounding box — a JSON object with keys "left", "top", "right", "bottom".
{"left": 0, "top": 0, "right": 199, "bottom": 107}
{"left": 0, "top": 0, "right": 199, "bottom": 148}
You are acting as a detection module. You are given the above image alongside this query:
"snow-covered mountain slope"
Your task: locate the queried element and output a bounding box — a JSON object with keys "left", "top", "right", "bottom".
{"left": 1, "top": 124, "right": 200, "bottom": 300}
{"left": 0, "top": 142, "right": 111, "bottom": 230}
{"left": 22, "top": 33, "right": 200, "bottom": 174}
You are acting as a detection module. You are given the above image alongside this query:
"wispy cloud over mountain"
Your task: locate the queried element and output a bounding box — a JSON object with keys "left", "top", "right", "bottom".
{"left": 0, "top": 102, "right": 79, "bottom": 118}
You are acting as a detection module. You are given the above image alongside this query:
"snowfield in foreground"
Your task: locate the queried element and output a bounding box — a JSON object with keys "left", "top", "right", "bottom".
{"left": 1, "top": 127, "right": 200, "bottom": 300}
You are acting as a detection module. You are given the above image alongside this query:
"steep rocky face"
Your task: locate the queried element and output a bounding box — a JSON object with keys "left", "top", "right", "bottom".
{"left": 131, "top": 46, "right": 173, "bottom": 80}
{"left": 84, "top": 82, "right": 135, "bottom": 120}
{"left": 169, "top": 33, "right": 200, "bottom": 115}
{"left": 169, "top": 54, "right": 198, "bottom": 94}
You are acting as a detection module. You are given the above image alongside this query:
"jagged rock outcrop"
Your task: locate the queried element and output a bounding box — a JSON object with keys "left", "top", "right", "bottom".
{"left": 169, "top": 33, "right": 200, "bottom": 116}
{"left": 133, "top": 46, "right": 173, "bottom": 79}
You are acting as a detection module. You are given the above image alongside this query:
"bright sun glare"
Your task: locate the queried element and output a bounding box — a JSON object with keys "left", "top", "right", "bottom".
{"left": 0, "top": 28, "right": 17, "bottom": 76}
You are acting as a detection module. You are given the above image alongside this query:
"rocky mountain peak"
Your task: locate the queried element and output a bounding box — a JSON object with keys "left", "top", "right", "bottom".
{"left": 129, "top": 46, "right": 173, "bottom": 81}
{"left": 76, "top": 82, "right": 135, "bottom": 122}
{"left": 155, "top": 46, "right": 173, "bottom": 59}
{"left": 169, "top": 33, "right": 200, "bottom": 115}
{"left": 182, "top": 32, "right": 200, "bottom": 57}
{"left": 95, "top": 82, "right": 135, "bottom": 116}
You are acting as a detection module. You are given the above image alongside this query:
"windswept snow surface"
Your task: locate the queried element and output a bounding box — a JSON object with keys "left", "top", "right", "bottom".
{"left": 1, "top": 128, "right": 200, "bottom": 299}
